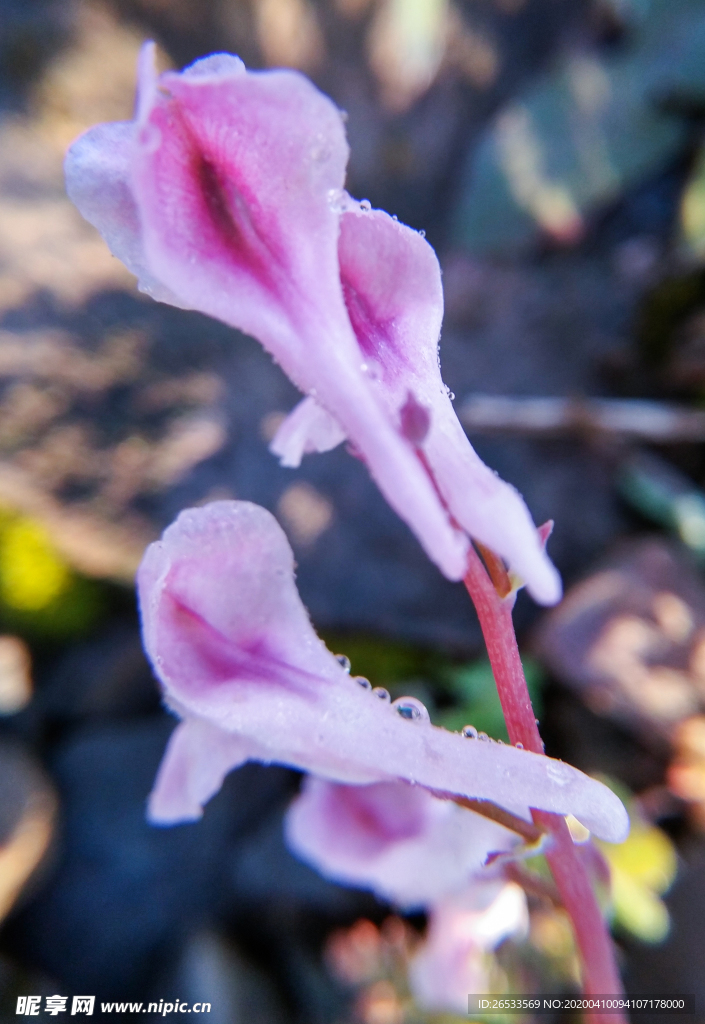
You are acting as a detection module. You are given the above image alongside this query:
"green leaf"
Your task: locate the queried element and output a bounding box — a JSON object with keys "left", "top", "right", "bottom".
{"left": 436, "top": 657, "right": 544, "bottom": 741}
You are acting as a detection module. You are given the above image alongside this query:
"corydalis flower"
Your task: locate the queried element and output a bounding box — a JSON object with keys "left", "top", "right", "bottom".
{"left": 285, "top": 776, "right": 518, "bottom": 909}
{"left": 140, "top": 500, "right": 627, "bottom": 842}
{"left": 65, "top": 44, "right": 560, "bottom": 604}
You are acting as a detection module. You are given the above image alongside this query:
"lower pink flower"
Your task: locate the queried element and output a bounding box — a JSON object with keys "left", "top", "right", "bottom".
{"left": 409, "top": 882, "right": 529, "bottom": 1015}
{"left": 285, "top": 776, "right": 518, "bottom": 909}
{"left": 139, "top": 500, "right": 628, "bottom": 844}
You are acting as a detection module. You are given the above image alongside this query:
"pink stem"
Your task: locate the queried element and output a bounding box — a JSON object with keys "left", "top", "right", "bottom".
{"left": 464, "top": 545, "right": 625, "bottom": 1024}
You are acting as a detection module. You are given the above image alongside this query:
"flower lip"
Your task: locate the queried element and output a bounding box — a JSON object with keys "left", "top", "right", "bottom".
{"left": 139, "top": 500, "right": 627, "bottom": 843}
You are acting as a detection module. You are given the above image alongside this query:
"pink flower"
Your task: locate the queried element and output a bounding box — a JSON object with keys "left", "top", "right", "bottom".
{"left": 140, "top": 499, "right": 627, "bottom": 843}
{"left": 65, "top": 44, "right": 560, "bottom": 604}
{"left": 409, "top": 882, "right": 529, "bottom": 1015}
{"left": 285, "top": 776, "right": 518, "bottom": 909}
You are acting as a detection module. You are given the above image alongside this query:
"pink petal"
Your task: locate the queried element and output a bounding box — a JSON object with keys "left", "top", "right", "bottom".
{"left": 133, "top": 50, "right": 468, "bottom": 580}
{"left": 64, "top": 46, "right": 558, "bottom": 598}
{"left": 64, "top": 121, "right": 187, "bottom": 308}
{"left": 270, "top": 396, "right": 346, "bottom": 467}
{"left": 284, "top": 776, "right": 516, "bottom": 908}
{"left": 337, "top": 206, "right": 561, "bottom": 605}
{"left": 409, "top": 882, "right": 528, "bottom": 1014}
{"left": 138, "top": 501, "right": 628, "bottom": 841}
{"left": 148, "top": 716, "right": 261, "bottom": 824}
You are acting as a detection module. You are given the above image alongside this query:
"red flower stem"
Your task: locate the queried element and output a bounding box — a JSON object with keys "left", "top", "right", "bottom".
{"left": 463, "top": 544, "right": 625, "bottom": 1024}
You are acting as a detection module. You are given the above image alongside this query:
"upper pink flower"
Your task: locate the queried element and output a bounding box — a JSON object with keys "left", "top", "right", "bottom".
{"left": 139, "top": 499, "right": 627, "bottom": 843}
{"left": 65, "top": 44, "right": 560, "bottom": 604}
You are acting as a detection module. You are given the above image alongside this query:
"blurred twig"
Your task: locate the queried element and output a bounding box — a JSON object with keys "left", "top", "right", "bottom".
{"left": 459, "top": 395, "right": 705, "bottom": 442}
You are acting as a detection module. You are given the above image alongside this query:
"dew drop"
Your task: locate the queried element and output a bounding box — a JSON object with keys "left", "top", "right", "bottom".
{"left": 360, "top": 199, "right": 372, "bottom": 211}
{"left": 355, "top": 675, "right": 372, "bottom": 690}
{"left": 462, "top": 725, "right": 478, "bottom": 739}
{"left": 372, "top": 686, "right": 390, "bottom": 701}
{"left": 327, "top": 188, "right": 347, "bottom": 214}
{"left": 419, "top": 229, "right": 426, "bottom": 238}
{"left": 497, "top": 739, "right": 504, "bottom": 745}
{"left": 392, "top": 696, "right": 430, "bottom": 723}
{"left": 515, "top": 742, "right": 524, "bottom": 750}
{"left": 478, "top": 732, "right": 489, "bottom": 742}
{"left": 335, "top": 654, "right": 351, "bottom": 673}
{"left": 546, "top": 761, "right": 571, "bottom": 786}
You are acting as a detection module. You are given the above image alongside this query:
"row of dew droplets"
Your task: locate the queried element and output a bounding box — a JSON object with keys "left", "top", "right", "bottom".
{"left": 462, "top": 723, "right": 524, "bottom": 749}
{"left": 334, "top": 652, "right": 430, "bottom": 720}
{"left": 336, "top": 653, "right": 532, "bottom": 743}
{"left": 335, "top": 652, "right": 372, "bottom": 691}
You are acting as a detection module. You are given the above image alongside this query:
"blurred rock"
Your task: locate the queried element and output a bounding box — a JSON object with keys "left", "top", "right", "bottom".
{"left": 453, "top": 0, "right": 705, "bottom": 255}
{"left": 152, "top": 930, "right": 291, "bottom": 1024}
{"left": 536, "top": 538, "right": 705, "bottom": 741}
{"left": 0, "top": 0, "right": 73, "bottom": 111}
{"left": 7, "top": 720, "right": 294, "bottom": 997}
{"left": 0, "top": 638, "right": 32, "bottom": 716}
{"left": 0, "top": 742, "right": 55, "bottom": 924}
{"left": 35, "top": 622, "right": 158, "bottom": 726}
{"left": 667, "top": 716, "right": 705, "bottom": 830}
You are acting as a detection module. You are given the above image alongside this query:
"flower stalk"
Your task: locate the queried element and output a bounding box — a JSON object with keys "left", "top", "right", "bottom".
{"left": 464, "top": 544, "right": 626, "bottom": 1023}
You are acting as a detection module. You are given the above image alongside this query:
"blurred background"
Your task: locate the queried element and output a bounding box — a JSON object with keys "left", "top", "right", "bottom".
{"left": 1, "top": 0, "right": 705, "bottom": 1019}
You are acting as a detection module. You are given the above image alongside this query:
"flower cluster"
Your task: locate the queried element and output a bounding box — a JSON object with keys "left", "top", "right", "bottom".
{"left": 66, "top": 46, "right": 629, "bottom": 1010}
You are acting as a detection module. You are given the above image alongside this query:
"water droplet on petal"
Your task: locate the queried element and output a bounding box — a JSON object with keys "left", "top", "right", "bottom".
{"left": 497, "top": 739, "right": 504, "bottom": 745}
{"left": 546, "top": 761, "right": 571, "bottom": 786}
{"left": 462, "top": 725, "right": 478, "bottom": 739}
{"left": 355, "top": 675, "right": 372, "bottom": 690}
{"left": 335, "top": 654, "right": 351, "bottom": 672}
{"left": 363, "top": 359, "right": 382, "bottom": 381}
{"left": 478, "top": 732, "right": 489, "bottom": 742}
{"left": 392, "top": 696, "right": 430, "bottom": 723}
{"left": 360, "top": 199, "right": 372, "bottom": 211}
{"left": 372, "top": 686, "right": 390, "bottom": 701}
{"left": 515, "top": 742, "right": 524, "bottom": 749}
{"left": 327, "top": 188, "right": 348, "bottom": 214}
